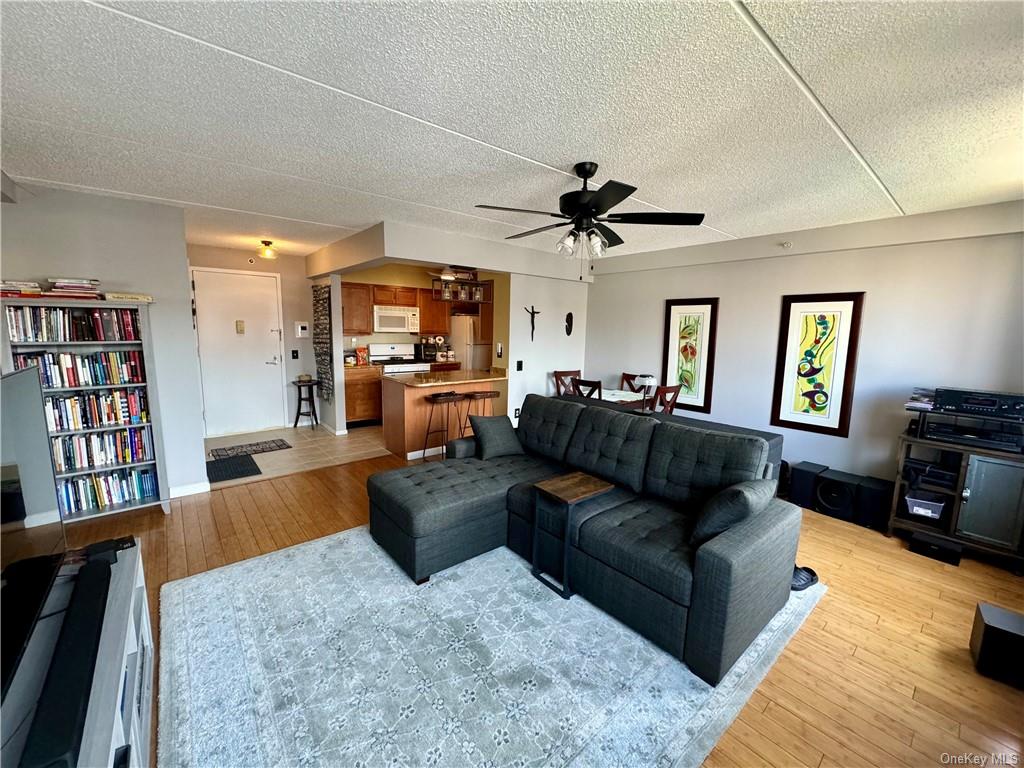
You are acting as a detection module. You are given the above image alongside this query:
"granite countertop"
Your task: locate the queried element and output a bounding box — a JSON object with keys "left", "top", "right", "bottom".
{"left": 383, "top": 369, "right": 506, "bottom": 387}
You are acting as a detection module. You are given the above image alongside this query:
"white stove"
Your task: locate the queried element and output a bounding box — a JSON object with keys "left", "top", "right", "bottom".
{"left": 368, "top": 343, "right": 431, "bottom": 374}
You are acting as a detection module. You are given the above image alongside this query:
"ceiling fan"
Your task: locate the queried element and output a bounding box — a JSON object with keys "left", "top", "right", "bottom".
{"left": 476, "top": 161, "right": 705, "bottom": 259}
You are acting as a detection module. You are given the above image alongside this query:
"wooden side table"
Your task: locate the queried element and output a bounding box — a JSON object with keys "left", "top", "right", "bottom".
{"left": 532, "top": 471, "right": 614, "bottom": 599}
{"left": 292, "top": 379, "right": 320, "bottom": 429}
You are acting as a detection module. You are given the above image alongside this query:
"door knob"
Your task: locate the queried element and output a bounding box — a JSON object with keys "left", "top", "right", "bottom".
{"left": 961, "top": 487, "right": 971, "bottom": 503}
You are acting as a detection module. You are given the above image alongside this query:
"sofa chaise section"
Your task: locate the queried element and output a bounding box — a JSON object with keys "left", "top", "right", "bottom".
{"left": 368, "top": 396, "right": 585, "bottom": 582}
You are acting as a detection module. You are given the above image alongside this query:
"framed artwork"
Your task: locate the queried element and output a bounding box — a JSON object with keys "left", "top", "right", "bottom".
{"left": 770, "top": 292, "right": 864, "bottom": 437}
{"left": 661, "top": 298, "right": 719, "bottom": 413}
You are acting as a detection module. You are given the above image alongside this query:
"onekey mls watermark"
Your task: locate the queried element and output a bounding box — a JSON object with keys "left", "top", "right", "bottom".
{"left": 941, "top": 753, "right": 1020, "bottom": 766}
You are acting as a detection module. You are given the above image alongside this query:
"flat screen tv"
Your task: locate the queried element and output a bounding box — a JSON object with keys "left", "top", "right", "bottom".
{"left": 1, "top": 367, "right": 68, "bottom": 700}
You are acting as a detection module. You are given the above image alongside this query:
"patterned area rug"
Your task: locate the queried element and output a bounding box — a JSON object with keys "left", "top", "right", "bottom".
{"left": 209, "top": 439, "right": 291, "bottom": 460}
{"left": 160, "top": 527, "right": 824, "bottom": 768}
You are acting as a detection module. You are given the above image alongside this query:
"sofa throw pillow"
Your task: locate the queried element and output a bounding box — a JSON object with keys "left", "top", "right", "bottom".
{"left": 470, "top": 415, "right": 525, "bottom": 459}
{"left": 690, "top": 479, "right": 778, "bottom": 547}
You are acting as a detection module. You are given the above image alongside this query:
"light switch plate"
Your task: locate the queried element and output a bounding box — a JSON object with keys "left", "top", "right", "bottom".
{"left": 235, "top": 320, "right": 245, "bottom": 334}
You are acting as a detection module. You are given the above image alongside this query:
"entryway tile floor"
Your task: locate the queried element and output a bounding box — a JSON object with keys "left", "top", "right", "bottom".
{"left": 204, "top": 424, "right": 390, "bottom": 490}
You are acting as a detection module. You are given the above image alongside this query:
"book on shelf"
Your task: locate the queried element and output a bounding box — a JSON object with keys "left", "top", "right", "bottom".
{"left": 58, "top": 466, "right": 157, "bottom": 516}
{"left": 43, "top": 389, "right": 149, "bottom": 433}
{"left": 105, "top": 292, "right": 154, "bottom": 303}
{"left": 1, "top": 280, "right": 43, "bottom": 298}
{"left": 51, "top": 428, "right": 154, "bottom": 474}
{"left": 5, "top": 305, "right": 140, "bottom": 342}
{"left": 14, "top": 350, "right": 145, "bottom": 389}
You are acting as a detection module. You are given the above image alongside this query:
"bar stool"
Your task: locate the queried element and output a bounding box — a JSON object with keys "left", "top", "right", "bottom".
{"left": 461, "top": 390, "right": 500, "bottom": 437}
{"left": 422, "top": 392, "right": 466, "bottom": 462}
{"left": 292, "top": 379, "right": 320, "bottom": 429}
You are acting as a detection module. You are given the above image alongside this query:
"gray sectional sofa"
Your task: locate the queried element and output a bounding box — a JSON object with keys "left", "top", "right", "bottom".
{"left": 367, "top": 394, "right": 802, "bottom": 685}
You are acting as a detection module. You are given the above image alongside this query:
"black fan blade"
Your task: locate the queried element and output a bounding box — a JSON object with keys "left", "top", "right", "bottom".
{"left": 477, "top": 204, "right": 568, "bottom": 219}
{"left": 505, "top": 221, "right": 573, "bottom": 240}
{"left": 601, "top": 211, "right": 705, "bottom": 226}
{"left": 588, "top": 180, "right": 637, "bottom": 215}
{"left": 592, "top": 222, "right": 624, "bottom": 248}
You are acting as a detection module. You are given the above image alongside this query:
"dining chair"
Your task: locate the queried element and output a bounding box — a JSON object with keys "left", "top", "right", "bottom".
{"left": 571, "top": 377, "right": 603, "bottom": 399}
{"left": 620, "top": 372, "right": 656, "bottom": 392}
{"left": 651, "top": 384, "right": 682, "bottom": 413}
{"left": 553, "top": 369, "right": 581, "bottom": 396}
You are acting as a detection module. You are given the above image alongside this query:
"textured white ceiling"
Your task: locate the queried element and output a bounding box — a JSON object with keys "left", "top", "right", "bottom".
{"left": 1, "top": 1, "right": 1020, "bottom": 263}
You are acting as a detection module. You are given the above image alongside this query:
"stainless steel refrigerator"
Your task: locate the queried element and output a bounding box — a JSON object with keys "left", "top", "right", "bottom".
{"left": 449, "top": 315, "right": 492, "bottom": 370}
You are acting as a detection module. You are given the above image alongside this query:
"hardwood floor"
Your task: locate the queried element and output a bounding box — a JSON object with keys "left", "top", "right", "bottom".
{"left": 64, "top": 457, "right": 1023, "bottom": 768}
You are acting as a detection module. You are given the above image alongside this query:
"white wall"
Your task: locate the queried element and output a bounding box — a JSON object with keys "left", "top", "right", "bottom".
{"left": 586, "top": 225, "right": 1023, "bottom": 478}
{"left": 507, "top": 273, "right": 588, "bottom": 424}
{"left": 1, "top": 186, "right": 209, "bottom": 496}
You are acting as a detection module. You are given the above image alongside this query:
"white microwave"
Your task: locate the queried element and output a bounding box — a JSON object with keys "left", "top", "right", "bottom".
{"left": 373, "top": 304, "right": 420, "bottom": 334}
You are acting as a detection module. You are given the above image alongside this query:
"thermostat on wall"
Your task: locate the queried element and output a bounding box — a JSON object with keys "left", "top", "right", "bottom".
{"left": 295, "top": 321, "right": 310, "bottom": 338}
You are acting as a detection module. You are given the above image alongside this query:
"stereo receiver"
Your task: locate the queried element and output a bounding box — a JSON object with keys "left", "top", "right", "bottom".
{"left": 933, "top": 388, "right": 1024, "bottom": 422}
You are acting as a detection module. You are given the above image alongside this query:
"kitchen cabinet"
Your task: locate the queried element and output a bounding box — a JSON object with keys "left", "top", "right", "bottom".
{"left": 341, "top": 283, "right": 372, "bottom": 335}
{"left": 372, "top": 285, "right": 418, "bottom": 307}
{"left": 479, "top": 281, "right": 494, "bottom": 343}
{"left": 344, "top": 366, "right": 382, "bottom": 422}
{"left": 418, "top": 288, "right": 451, "bottom": 335}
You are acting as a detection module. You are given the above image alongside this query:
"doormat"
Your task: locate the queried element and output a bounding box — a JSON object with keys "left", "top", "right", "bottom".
{"left": 206, "top": 455, "right": 262, "bottom": 483}
{"left": 209, "top": 439, "right": 291, "bottom": 459}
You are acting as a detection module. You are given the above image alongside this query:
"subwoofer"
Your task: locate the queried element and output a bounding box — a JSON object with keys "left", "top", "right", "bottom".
{"left": 815, "top": 469, "right": 860, "bottom": 522}
{"left": 788, "top": 462, "right": 827, "bottom": 509}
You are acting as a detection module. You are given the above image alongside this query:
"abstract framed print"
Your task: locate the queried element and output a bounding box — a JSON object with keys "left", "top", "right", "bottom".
{"left": 661, "top": 298, "right": 719, "bottom": 414}
{"left": 770, "top": 292, "right": 864, "bottom": 437}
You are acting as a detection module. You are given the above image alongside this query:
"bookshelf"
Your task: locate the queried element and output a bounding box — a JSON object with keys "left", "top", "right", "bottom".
{"left": 2, "top": 298, "right": 169, "bottom": 522}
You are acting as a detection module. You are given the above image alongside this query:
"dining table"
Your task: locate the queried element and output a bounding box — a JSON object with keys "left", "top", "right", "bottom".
{"left": 601, "top": 388, "right": 646, "bottom": 409}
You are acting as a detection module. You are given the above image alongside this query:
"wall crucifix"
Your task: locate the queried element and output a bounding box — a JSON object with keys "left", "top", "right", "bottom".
{"left": 524, "top": 305, "right": 540, "bottom": 342}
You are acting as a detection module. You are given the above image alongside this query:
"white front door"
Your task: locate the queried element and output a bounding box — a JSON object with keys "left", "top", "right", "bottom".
{"left": 192, "top": 268, "right": 287, "bottom": 437}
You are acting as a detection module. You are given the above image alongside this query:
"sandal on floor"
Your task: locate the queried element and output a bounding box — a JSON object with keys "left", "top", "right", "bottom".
{"left": 791, "top": 565, "right": 819, "bottom": 591}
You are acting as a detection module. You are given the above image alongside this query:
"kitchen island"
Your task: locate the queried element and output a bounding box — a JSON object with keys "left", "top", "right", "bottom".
{"left": 381, "top": 368, "right": 507, "bottom": 459}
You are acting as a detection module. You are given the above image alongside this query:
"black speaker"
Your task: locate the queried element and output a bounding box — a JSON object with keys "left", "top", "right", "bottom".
{"left": 909, "top": 531, "right": 962, "bottom": 565}
{"left": 856, "top": 476, "right": 896, "bottom": 530}
{"left": 970, "top": 603, "right": 1024, "bottom": 689}
{"left": 789, "top": 462, "right": 827, "bottom": 508}
{"left": 815, "top": 469, "right": 860, "bottom": 522}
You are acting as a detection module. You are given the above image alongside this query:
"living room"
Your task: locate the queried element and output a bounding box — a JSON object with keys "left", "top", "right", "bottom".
{"left": 1, "top": 2, "right": 1022, "bottom": 767}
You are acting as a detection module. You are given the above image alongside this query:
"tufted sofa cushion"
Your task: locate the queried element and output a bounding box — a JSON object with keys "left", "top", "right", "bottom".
{"left": 577, "top": 499, "right": 696, "bottom": 606}
{"left": 643, "top": 422, "right": 769, "bottom": 507}
{"left": 507, "top": 481, "right": 635, "bottom": 540}
{"left": 516, "top": 394, "right": 585, "bottom": 462}
{"left": 367, "top": 455, "right": 559, "bottom": 537}
{"left": 563, "top": 408, "right": 657, "bottom": 492}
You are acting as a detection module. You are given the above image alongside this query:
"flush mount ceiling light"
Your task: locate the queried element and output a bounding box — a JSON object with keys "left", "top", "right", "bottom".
{"left": 258, "top": 240, "right": 277, "bottom": 260}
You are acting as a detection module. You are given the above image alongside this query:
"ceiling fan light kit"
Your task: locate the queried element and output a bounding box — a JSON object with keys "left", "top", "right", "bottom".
{"left": 476, "top": 161, "right": 706, "bottom": 263}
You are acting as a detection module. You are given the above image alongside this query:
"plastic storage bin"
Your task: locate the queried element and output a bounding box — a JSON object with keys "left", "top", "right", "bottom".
{"left": 905, "top": 490, "right": 946, "bottom": 520}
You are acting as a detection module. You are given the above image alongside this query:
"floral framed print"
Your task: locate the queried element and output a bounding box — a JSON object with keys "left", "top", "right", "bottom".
{"left": 770, "top": 292, "right": 864, "bottom": 437}
{"left": 661, "top": 298, "right": 719, "bottom": 413}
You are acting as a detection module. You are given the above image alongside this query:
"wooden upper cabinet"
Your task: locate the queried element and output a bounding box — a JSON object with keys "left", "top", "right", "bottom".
{"left": 372, "top": 285, "right": 418, "bottom": 306}
{"left": 478, "top": 281, "right": 494, "bottom": 343}
{"left": 418, "top": 288, "right": 451, "bottom": 335}
{"left": 341, "top": 283, "right": 372, "bottom": 335}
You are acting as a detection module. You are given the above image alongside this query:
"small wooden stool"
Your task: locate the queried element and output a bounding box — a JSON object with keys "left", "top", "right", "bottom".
{"left": 292, "top": 379, "right": 320, "bottom": 429}
{"left": 461, "top": 390, "right": 500, "bottom": 437}
{"left": 422, "top": 392, "right": 466, "bottom": 462}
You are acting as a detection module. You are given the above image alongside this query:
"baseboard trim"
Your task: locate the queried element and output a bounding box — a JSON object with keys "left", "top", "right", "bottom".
{"left": 405, "top": 446, "right": 444, "bottom": 461}
{"left": 170, "top": 481, "right": 211, "bottom": 498}
{"left": 3, "top": 509, "right": 62, "bottom": 530}
{"left": 318, "top": 424, "right": 348, "bottom": 436}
